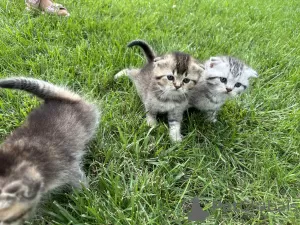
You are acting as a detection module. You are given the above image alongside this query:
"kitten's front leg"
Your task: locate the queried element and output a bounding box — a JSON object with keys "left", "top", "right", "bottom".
{"left": 206, "top": 110, "right": 217, "bottom": 123}
{"left": 146, "top": 112, "right": 157, "bottom": 127}
{"left": 114, "top": 68, "right": 139, "bottom": 79}
{"left": 168, "top": 110, "right": 183, "bottom": 142}
{"left": 114, "top": 69, "right": 129, "bottom": 79}
{"left": 70, "top": 168, "right": 89, "bottom": 189}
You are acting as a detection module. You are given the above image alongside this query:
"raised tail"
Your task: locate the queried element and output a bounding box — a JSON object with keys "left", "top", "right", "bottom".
{"left": 0, "top": 77, "right": 81, "bottom": 102}
{"left": 127, "top": 40, "right": 156, "bottom": 63}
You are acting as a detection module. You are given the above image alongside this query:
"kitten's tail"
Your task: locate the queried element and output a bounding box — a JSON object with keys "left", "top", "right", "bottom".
{"left": 127, "top": 40, "right": 156, "bottom": 63}
{"left": 0, "top": 77, "right": 81, "bottom": 102}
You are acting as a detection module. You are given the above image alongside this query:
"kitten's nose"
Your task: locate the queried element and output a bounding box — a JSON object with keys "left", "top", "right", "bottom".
{"left": 174, "top": 82, "right": 182, "bottom": 90}
{"left": 226, "top": 88, "right": 233, "bottom": 92}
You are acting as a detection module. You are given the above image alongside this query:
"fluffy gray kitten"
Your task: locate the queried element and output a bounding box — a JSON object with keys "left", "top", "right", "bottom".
{"left": 115, "top": 40, "right": 204, "bottom": 142}
{"left": 0, "top": 77, "right": 99, "bottom": 225}
{"left": 189, "top": 56, "right": 258, "bottom": 122}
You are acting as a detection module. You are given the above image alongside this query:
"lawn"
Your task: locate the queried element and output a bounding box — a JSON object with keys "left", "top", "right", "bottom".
{"left": 0, "top": 0, "right": 299, "bottom": 224}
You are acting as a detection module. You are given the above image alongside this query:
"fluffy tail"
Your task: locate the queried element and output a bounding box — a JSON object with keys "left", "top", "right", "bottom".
{"left": 127, "top": 40, "right": 156, "bottom": 63}
{"left": 0, "top": 77, "right": 81, "bottom": 102}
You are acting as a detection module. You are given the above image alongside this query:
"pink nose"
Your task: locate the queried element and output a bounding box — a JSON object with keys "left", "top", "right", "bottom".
{"left": 174, "top": 83, "right": 182, "bottom": 89}
{"left": 226, "top": 88, "right": 232, "bottom": 92}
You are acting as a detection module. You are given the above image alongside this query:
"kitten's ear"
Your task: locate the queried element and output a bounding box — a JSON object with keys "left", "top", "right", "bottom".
{"left": 21, "top": 166, "right": 43, "bottom": 199}
{"left": 206, "top": 57, "right": 224, "bottom": 69}
{"left": 3, "top": 181, "right": 42, "bottom": 200}
{"left": 3, "top": 165, "right": 44, "bottom": 200}
{"left": 153, "top": 57, "right": 168, "bottom": 67}
{"left": 3, "top": 181, "right": 24, "bottom": 195}
{"left": 244, "top": 67, "right": 258, "bottom": 78}
{"left": 191, "top": 62, "right": 205, "bottom": 72}
{"left": 153, "top": 57, "right": 163, "bottom": 62}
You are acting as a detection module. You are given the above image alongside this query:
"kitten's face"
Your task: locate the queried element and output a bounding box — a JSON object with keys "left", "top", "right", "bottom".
{"left": 203, "top": 57, "right": 257, "bottom": 97}
{"left": 152, "top": 54, "right": 203, "bottom": 100}
{"left": 0, "top": 164, "right": 43, "bottom": 225}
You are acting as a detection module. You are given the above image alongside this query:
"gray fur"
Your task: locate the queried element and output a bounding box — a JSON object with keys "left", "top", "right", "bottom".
{"left": 0, "top": 77, "right": 99, "bottom": 224}
{"left": 115, "top": 40, "right": 204, "bottom": 142}
{"left": 127, "top": 40, "right": 156, "bottom": 63}
{"left": 189, "top": 56, "right": 258, "bottom": 122}
{"left": 0, "top": 77, "right": 81, "bottom": 102}
{"left": 228, "top": 56, "right": 244, "bottom": 77}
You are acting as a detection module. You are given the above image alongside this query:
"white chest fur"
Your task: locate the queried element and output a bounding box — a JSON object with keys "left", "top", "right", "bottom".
{"left": 191, "top": 92, "right": 228, "bottom": 111}
{"left": 145, "top": 94, "right": 188, "bottom": 113}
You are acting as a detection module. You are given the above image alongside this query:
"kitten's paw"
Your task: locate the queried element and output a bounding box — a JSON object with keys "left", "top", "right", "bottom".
{"left": 114, "top": 69, "right": 128, "bottom": 79}
{"left": 169, "top": 126, "right": 183, "bottom": 142}
{"left": 71, "top": 169, "right": 89, "bottom": 189}
{"left": 170, "top": 134, "right": 183, "bottom": 142}
{"left": 207, "top": 117, "right": 217, "bottom": 123}
{"left": 205, "top": 111, "right": 217, "bottom": 123}
{"left": 146, "top": 116, "right": 157, "bottom": 127}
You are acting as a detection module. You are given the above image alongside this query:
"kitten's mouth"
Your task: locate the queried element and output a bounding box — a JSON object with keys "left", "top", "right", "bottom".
{"left": 172, "top": 88, "right": 183, "bottom": 92}
{"left": 172, "top": 90, "right": 185, "bottom": 95}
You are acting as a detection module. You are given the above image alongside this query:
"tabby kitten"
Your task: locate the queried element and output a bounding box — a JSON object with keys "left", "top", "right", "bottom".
{"left": 115, "top": 40, "right": 204, "bottom": 142}
{"left": 189, "top": 56, "right": 258, "bottom": 122}
{"left": 0, "top": 77, "right": 99, "bottom": 224}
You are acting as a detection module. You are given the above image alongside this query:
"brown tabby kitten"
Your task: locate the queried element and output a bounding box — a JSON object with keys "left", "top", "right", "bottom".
{"left": 0, "top": 77, "right": 99, "bottom": 224}
{"left": 115, "top": 40, "right": 204, "bottom": 142}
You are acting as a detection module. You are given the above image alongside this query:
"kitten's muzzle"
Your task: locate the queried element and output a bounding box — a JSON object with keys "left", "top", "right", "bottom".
{"left": 226, "top": 88, "right": 233, "bottom": 93}
{"left": 173, "top": 82, "right": 182, "bottom": 90}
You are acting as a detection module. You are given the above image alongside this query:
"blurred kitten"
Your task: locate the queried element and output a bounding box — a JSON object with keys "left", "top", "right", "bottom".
{"left": 0, "top": 77, "right": 99, "bottom": 224}
{"left": 189, "top": 56, "right": 258, "bottom": 122}
{"left": 25, "top": 0, "right": 70, "bottom": 16}
{"left": 115, "top": 40, "right": 204, "bottom": 142}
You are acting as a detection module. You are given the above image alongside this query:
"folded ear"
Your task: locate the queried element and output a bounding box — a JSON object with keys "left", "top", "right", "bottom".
{"left": 205, "top": 57, "right": 228, "bottom": 73}
{"left": 153, "top": 56, "right": 164, "bottom": 62}
{"left": 204, "top": 57, "right": 226, "bottom": 70}
{"left": 244, "top": 67, "right": 258, "bottom": 78}
{"left": 3, "top": 179, "right": 42, "bottom": 201}
{"left": 21, "top": 166, "right": 43, "bottom": 199}
{"left": 153, "top": 57, "right": 169, "bottom": 68}
{"left": 2, "top": 165, "right": 44, "bottom": 200}
{"left": 0, "top": 181, "right": 24, "bottom": 210}
{"left": 3, "top": 181, "right": 23, "bottom": 195}
{"left": 190, "top": 62, "right": 205, "bottom": 72}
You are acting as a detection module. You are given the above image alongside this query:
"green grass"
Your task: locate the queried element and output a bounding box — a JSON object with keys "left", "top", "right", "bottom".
{"left": 0, "top": 0, "right": 299, "bottom": 224}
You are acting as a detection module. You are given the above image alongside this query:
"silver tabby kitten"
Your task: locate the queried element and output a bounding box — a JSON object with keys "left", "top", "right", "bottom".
{"left": 189, "top": 56, "right": 258, "bottom": 122}
{"left": 115, "top": 40, "right": 204, "bottom": 142}
{"left": 0, "top": 77, "right": 99, "bottom": 225}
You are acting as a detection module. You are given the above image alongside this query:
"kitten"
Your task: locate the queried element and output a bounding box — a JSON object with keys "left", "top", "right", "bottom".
{"left": 189, "top": 56, "right": 258, "bottom": 122}
{"left": 0, "top": 77, "right": 99, "bottom": 224}
{"left": 115, "top": 40, "right": 204, "bottom": 142}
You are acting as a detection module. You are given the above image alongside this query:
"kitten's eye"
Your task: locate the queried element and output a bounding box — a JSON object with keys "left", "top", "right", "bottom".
{"left": 235, "top": 82, "right": 242, "bottom": 87}
{"left": 167, "top": 75, "right": 174, "bottom": 81}
{"left": 183, "top": 78, "right": 190, "bottom": 83}
{"left": 220, "top": 77, "right": 227, "bottom": 83}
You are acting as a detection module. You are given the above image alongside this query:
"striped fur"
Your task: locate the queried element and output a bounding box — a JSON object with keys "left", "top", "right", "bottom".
{"left": 0, "top": 77, "right": 81, "bottom": 102}
{"left": 127, "top": 40, "right": 156, "bottom": 63}
{"left": 115, "top": 40, "right": 204, "bottom": 142}
{"left": 0, "top": 77, "right": 99, "bottom": 224}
